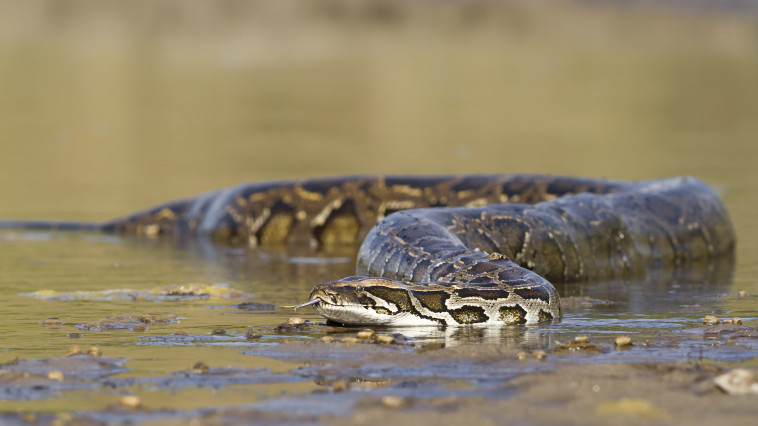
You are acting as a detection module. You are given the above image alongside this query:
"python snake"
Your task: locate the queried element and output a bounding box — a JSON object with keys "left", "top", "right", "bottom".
{"left": 1, "top": 175, "right": 735, "bottom": 326}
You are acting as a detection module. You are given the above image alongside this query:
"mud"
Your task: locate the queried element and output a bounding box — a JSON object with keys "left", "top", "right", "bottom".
{"left": 2, "top": 332, "right": 757, "bottom": 425}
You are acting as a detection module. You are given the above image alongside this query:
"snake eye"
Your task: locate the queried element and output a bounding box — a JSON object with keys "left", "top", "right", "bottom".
{"left": 355, "top": 285, "right": 364, "bottom": 293}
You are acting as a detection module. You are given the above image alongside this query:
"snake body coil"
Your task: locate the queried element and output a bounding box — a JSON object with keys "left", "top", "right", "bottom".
{"left": 1, "top": 175, "right": 735, "bottom": 326}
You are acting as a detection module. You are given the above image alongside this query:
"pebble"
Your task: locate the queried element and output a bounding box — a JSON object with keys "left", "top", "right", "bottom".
{"left": 374, "top": 335, "right": 395, "bottom": 344}
{"left": 342, "top": 337, "right": 360, "bottom": 344}
{"left": 19, "top": 413, "right": 37, "bottom": 423}
{"left": 47, "top": 370, "right": 64, "bottom": 381}
{"left": 320, "top": 336, "right": 335, "bottom": 343}
{"left": 120, "top": 395, "right": 141, "bottom": 408}
{"left": 87, "top": 346, "right": 102, "bottom": 357}
{"left": 357, "top": 329, "right": 375, "bottom": 339}
{"left": 714, "top": 368, "right": 758, "bottom": 395}
{"left": 703, "top": 315, "right": 720, "bottom": 325}
{"left": 245, "top": 329, "right": 262, "bottom": 339}
{"left": 287, "top": 317, "right": 306, "bottom": 326}
{"left": 738, "top": 290, "right": 747, "bottom": 297}
{"left": 66, "top": 346, "right": 82, "bottom": 356}
{"left": 210, "top": 328, "right": 226, "bottom": 335}
{"left": 531, "top": 350, "right": 547, "bottom": 359}
{"left": 42, "top": 317, "right": 62, "bottom": 326}
{"left": 192, "top": 362, "right": 210, "bottom": 374}
{"left": 614, "top": 336, "right": 632, "bottom": 347}
{"left": 574, "top": 336, "right": 590, "bottom": 343}
{"left": 331, "top": 380, "right": 349, "bottom": 392}
{"left": 722, "top": 317, "right": 742, "bottom": 325}
{"left": 516, "top": 351, "right": 528, "bottom": 361}
{"left": 381, "top": 395, "right": 406, "bottom": 408}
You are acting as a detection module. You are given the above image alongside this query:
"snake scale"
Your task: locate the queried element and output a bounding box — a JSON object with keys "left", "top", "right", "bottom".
{"left": 1, "top": 175, "right": 735, "bottom": 326}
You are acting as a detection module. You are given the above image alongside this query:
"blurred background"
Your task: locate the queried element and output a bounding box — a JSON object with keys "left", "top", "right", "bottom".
{"left": 0, "top": 0, "right": 755, "bottom": 234}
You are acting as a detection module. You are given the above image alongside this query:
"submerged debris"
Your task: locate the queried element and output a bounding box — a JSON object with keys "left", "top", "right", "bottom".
{"left": 245, "top": 329, "right": 262, "bottom": 340}
{"left": 21, "top": 283, "right": 248, "bottom": 302}
{"left": 77, "top": 314, "right": 178, "bottom": 331}
{"left": 560, "top": 296, "right": 614, "bottom": 309}
{"left": 40, "top": 318, "right": 63, "bottom": 327}
{"left": 556, "top": 336, "right": 603, "bottom": 353}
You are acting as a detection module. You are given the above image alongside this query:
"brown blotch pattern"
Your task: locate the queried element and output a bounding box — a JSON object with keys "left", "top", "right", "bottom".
{"left": 449, "top": 306, "right": 489, "bottom": 324}
{"left": 498, "top": 305, "right": 527, "bottom": 324}
{"left": 411, "top": 290, "right": 450, "bottom": 313}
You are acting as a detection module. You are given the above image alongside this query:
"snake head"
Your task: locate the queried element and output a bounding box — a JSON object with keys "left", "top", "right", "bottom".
{"left": 297, "top": 277, "right": 411, "bottom": 325}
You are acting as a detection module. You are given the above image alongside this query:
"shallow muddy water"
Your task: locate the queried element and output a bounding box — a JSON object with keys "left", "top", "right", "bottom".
{"left": 1, "top": 1, "right": 757, "bottom": 424}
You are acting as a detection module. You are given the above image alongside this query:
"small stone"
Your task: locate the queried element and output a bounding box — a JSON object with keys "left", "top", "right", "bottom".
{"left": 374, "top": 335, "right": 395, "bottom": 344}
{"left": 120, "top": 395, "right": 141, "bottom": 408}
{"left": 614, "top": 336, "right": 632, "bottom": 347}
{"left": 531, "top": 350, "right": 547, "bottom": 359}
{"left": 192, "top": 362, "right": 209, "bottom": 374}
{"left": 56, "top": 413, "right": 73, "bottom": 423}
{"left": 732, "top": 317, "right": 742, "bottom": 325}
{"left": 246, "top": 329, "right": 262, "bottom": 339}
{"left": 714, "top": 368, "right": 758, "bottom": 395}
{"left": 66, "top": 346, "right": 82, "bottom": 356}
{"left": 342, "top": 337, "right": 360, "bottom": 344}
{"left": 381, "top": 395, "right": 406, "bottom": 408}
{"left": 42, "top": 317, "right": 62, "bottom": 326}
{"left": 703, "top": 315, "right": 720, "bottom": 325}
{"left": 516, "top": 351, "right": 528, "bottom": 361}
{"left": 87, "top": 346, "right": 102, "bottom": 357}
{"left": 287, "top": 317, "right": 306, "bottom": 326}
{"left": 331, "top": 380, "right": 349, "bottom": 392}
{"left": 574, "top": 336, "right": 590, "bottom": 343}
{"left": 47, "top": 370, "right": 64, "bottom": 381}
{"left": 320, "top": 336, "right": 335, "bottom": 343}
{"left": 357, "top": 329, "right": 375, "bottom": 339}
{"left": 210, "top": 328, "right": 226, "bottom": 335}
{"left": 738, "top": 290, "right": 747, "bottom": 297}
{"left": 19, "top": 413, "right": 37, "bottom": 423}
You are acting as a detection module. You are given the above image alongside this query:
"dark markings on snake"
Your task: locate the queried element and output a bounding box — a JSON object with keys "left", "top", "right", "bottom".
{"left": 449, "top": 306, "right": 489, "bottom": 324}
{"left": 453, "top": 288, "right": 510, "bottom": 300}
{"left": 373, "top": 307, "right": 392, "bottom": 316}
{"left": 513, "top": 287, "right": 552, "bottom": 304}
{"left": 538, "top": 309, "right": 554, "bottom": 322}
{"left": 498, "top": 306, "right": 528, "bottom": 325}
{"left": 365, "top": 286, "right": 412, "bottom": 311}
{"left": 410, "top": 290, "right": 450, "bottom": 313}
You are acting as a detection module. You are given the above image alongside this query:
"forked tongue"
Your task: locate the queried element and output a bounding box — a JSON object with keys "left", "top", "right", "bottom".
{"left": 282, "top": 298, "right": 322, "bottom": 311}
